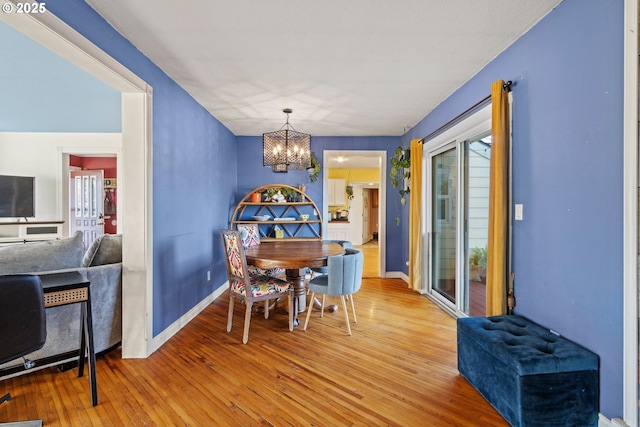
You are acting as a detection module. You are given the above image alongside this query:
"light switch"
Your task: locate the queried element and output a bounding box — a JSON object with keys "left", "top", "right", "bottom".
{"left": 514, "top": 204, "right": 523, "bottom": 221}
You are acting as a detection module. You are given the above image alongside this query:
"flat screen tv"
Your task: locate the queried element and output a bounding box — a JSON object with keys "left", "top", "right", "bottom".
{"left": 0, "top": 175, "right": 35, "bottom": 218}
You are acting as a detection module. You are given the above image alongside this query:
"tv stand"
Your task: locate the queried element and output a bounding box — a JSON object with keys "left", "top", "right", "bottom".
{"left": 0, "top": 221, "right": 64, "bottom": 244}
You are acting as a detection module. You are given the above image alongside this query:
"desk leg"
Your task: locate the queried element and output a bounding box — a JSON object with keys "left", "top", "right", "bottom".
{"left": 78, "top": 294, "right": 98, "bottom": 406}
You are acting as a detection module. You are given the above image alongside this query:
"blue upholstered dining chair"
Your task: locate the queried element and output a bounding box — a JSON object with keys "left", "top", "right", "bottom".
{"left": 237, "top": 224, "right": 285, "bottom": 277}
{"left": 221, "top": 230, "right": 293, "bottom": 344}
{"left": 310, "top": 240, "right": 352, "bottom": 278}
{"left": 303, "top": 248, "right": 363, "bottom": 336}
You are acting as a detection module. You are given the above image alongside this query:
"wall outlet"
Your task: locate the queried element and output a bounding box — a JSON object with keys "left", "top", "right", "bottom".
{"left": 207, "top": 270, "right": 211, "bottom": 281}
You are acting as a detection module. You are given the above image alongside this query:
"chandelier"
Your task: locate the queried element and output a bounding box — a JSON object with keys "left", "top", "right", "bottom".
{"left": 263, "top": 108, "right": 311, "bottom": 172}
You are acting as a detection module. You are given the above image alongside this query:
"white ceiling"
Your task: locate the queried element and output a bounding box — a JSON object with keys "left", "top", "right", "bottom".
{"left": 84, "top": 0, "right": 561, "bottom": 138}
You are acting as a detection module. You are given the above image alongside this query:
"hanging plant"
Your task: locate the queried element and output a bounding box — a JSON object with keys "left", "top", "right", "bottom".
{"left": 390, "top": 146, "right": 411, "bottom": 225}
{"left": 390, "top": 146, "right": 410, "bottom": 204}
{"left": 346, "top": 184, "right": 354, "bottom": 200}
{"left": 345, "top": 170, "right": 354, "bottom": 200}
{"left": 307, "top": 152, "right": 321, "bottom": 183}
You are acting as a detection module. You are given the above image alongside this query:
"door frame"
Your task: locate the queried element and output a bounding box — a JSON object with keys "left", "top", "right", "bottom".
{"left": 623, "top": 0, "right": 638, "bottom": 424}
{"left": 421, "top": 105, "right": 491, "bottom": 317}
{"left": 323, "top": 150, "right": 386, "bottom": 277}
{"left": 1, "top": 7, "right": 155, "bottom": 358}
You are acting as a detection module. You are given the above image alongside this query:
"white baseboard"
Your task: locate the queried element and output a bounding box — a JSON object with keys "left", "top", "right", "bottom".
{"left": 150, "top": 281, "right": 229, "bottom": 353}
{"left": 599, "top": 413, "right": 630, "bottom": 427}
{"left": 385, "top": 271, "right": 409, "bottom": 283}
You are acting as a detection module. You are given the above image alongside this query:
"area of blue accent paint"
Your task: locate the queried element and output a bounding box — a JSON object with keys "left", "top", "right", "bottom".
{"left": 236, "top": 135, "right": 406, "bottom": 272}
{"left": 407, "top": 0, "right": 623, "bottom": 418}
{"left": 44, "top": 0, "right": 625, "bottom": 419}
{"left": 0, "top": 21, "right": 121, "bottom": 132}
{"left": 44, "top": 0, "right": 237, "bottom": 337}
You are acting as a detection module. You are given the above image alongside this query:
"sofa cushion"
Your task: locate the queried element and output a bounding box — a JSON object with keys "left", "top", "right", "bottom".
{"left": 82, "top": 234, "right": 122, "bottom": 267}
{"left": 0, "top": 231, "right": 84, "bottom": 274}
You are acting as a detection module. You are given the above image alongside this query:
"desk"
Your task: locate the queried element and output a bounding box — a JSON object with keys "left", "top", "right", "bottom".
{"left": 39, "top": 271, "right": 97, "bottom": 407}
{"left": 245, "top": 240, "right": 345, "bottom": 318}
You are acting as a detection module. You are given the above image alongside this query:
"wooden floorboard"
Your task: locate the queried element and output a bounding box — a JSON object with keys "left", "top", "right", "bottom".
{"left": 0, "top": 278, "right": 508, "bottom": 426}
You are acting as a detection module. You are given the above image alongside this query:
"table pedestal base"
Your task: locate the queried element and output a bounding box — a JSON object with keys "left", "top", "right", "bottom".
{"left": 285, "top": 269, "right": 337, "bottom": 326}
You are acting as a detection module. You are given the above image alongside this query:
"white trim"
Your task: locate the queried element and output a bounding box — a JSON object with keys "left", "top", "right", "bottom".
{"left": 422, "top": 105, "right": 492, "bottom": 315}
{"left": 599, "top": 413, "right": 632, "bottom": 427}
{"left": 623, "top": 0, "right": 638, "bottom": 425}
{"left": 323, "top": 150, "right": 387, "bottom": 277}
{"left": 151, "top": 282, "right": 229, "bottom": 352}
{"left": 2, "top": 7, "right": 155, "bottom": 358}
{"left": 385, "top": 271, "right": 409, "bottom": 283}
{"left": 0, "top": 1, "right": 146, "bottom": 93}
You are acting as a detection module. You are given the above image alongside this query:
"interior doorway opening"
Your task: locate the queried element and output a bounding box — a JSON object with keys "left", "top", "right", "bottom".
{"left": 2, "top": 10, "right": 154, "bottom": 358}
{"left": 323, "top": 150, "right": 386, "bottom": 278}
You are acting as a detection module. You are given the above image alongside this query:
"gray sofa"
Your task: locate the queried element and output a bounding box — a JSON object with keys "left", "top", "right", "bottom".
{"left": 0, "top": 231, "right": 122, "bottom": 376}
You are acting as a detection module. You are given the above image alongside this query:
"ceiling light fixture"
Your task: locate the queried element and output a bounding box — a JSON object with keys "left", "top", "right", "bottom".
{"left": 263, "top": 108, "right": 311, "bottom": 173}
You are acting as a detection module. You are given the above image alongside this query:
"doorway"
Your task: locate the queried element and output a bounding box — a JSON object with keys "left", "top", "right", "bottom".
{"left": 69, "top": 169, "right": 105, "bottom": 250}
{"left": 422, "top": 105, "right": 491, "bottom": 317}
{"left": 3, "top": 10, "right": 154, "bottom": 358}
{"left": 323, "top": 150, "right": 386, "bottom": 277}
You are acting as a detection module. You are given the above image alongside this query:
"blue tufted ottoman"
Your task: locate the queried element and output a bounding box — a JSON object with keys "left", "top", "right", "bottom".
{"left": 457, "top": 315, "right": 598, "bottom": 427}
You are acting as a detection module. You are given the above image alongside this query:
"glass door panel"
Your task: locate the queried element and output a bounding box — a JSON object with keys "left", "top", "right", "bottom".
{"left": 464, "top": 133, "right": 491, "bottom": 316}
{"left": 431, "top": 147, "right": 458, "bottom": 305}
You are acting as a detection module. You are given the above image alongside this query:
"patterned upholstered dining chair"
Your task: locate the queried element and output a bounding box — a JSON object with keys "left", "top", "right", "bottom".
{"left": 238, "top": 224, "right": 285, "bottom": 277}
{"left": 221, "top": 230, "right": 293, "bottom": 344}
{"left": 303, "top": 248, "right": 364, "bottom": 336}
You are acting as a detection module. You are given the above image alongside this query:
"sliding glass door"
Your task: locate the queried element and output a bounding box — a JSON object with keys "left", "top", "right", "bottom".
{"left": 430, "top": 144, "right": 459, "bottom": 307}
{"left": 426, "top": 130, "right": 491, "bottom": 317}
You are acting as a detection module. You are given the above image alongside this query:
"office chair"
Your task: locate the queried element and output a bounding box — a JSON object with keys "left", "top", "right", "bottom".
{"left": 0, "top": 274, "right": 46, "bottom": 425}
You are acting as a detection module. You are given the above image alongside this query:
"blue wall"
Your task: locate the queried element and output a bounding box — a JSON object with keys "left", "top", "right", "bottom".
{"left": 46, "top": 1, "right": 238, "bottom": 336}
{"left": 44, "top": 0, "right": 626, "bottom": 418}
{"left": 0, "top": 21, "right": 121, "bottom": 132}
{"left": 236, "top": 136, "right": 406, "bottom": 271}
{"left": 407, "top": 0, "right": 624, "bottom": 417}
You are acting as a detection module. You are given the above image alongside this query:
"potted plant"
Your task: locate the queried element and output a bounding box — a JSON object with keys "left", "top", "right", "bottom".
{"left": 307, "top": 152, "right": 321, "bottom": 183}
{"left": 263, "top": 187, "right": 280, "bottom": 202}
{"left": 469, "top": 247, "right": 488, "bottom": 283}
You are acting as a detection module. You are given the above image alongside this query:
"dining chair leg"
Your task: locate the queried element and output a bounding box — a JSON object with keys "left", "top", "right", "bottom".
{"left": 320, "top": 295, "right": 326, "bottom": 318}
{"left": 288, "top": 291, "right": 294, "bottom": 332}
{"left": 264, "top": 300, "right": 270, "bottom": 319}
{"left": 340, "top": 296, "right": 352, "bottom": 336}
{"left": 349, "top": 294, "right": 357, "bottom": 323}
{"left": 242, "top": 302, "right": 253, "bottom": 344}
{"left": 303, "top": 292, "right": 315, "bottom": 331}
{"left": 227, "top": 295, "right": 235, "bottom": 332}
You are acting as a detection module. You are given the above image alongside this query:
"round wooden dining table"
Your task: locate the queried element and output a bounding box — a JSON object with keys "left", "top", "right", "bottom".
{"left": 244, "top": 240, "right": 345, "bottom": 320}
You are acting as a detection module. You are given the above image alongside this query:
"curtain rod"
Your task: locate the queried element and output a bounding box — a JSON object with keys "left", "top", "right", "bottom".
{"left": 420, "top": 80, "right": 512, "bottom": 144}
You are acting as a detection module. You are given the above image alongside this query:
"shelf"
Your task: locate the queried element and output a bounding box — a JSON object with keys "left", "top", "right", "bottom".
{"left": 0, "top": 221, "right": 64, "bottom": 244}
{"left": 235, "top": 220, "right": 321, "bottom": 224}
{"left": 241, "top": 201, "right": 314, "bottom": 206}
{"left": 230, "top": 184, "right": 323, "bottom": 240}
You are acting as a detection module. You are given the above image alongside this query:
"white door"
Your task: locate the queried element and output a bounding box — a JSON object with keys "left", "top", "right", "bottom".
{"left": 70, "top": 170, "right": 104, "bottom": 250}
{"left": 362, "top": 188, "right": 370, "bottom": 243}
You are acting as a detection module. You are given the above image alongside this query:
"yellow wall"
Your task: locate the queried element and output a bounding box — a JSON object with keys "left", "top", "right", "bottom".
{"left": 328, "top": 168, "right": 379, "bottom": 182}
{"left": 327, "top": 168, "right": 379, "bottom": 212}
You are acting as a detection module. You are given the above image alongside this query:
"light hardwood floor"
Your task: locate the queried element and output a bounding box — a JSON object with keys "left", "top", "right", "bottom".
{"left": 355, "top": 240, "right": 379, "bottom": 278}
{"left": 0, "top": 278, "right": 508, "bottom": 426}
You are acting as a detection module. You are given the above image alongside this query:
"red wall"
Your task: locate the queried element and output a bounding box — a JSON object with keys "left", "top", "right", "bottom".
{"left": 74, "top": 157, "right": 118, "bottom": 234}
